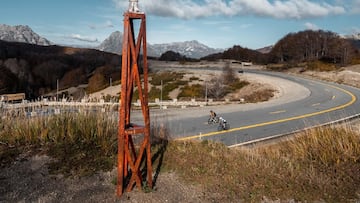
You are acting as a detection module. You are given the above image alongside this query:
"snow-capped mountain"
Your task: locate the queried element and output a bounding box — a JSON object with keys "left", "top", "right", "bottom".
{"left": 0, "top": 24, "right": 51, "bottom": 46}
{"left": 97, "top": 31, "right": 223, "bottom": 58}
{"left": 150, "top": 40, "right": 223, "bottom": 59}
{"left": 344, "top": 33, "right": 360, "bottom": 40}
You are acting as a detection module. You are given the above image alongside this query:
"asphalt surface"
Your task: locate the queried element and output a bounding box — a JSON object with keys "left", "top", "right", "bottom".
{"left": 149, "top": 70, "right": 360, "bottom": 146}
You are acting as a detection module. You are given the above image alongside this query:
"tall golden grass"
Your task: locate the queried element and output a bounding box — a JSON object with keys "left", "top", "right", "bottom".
{"left": 0, "top": 111, "right": 118, "bottom": 176}
{"left": 162, "top": 124, "right": 360, "bottom": 202}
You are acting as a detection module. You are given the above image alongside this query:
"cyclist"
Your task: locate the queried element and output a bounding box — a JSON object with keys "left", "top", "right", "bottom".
{"left": 210, "top": 110, "right": 217, "bottom": 120}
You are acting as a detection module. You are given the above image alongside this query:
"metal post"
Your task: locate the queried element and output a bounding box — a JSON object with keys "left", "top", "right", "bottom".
{"left": 205, "top": 81, "right": 208, "bottom": 105}
{"left": 56, "top": 79, "right": 59, "bottom": 101}
{"left": 160, "top": 80, "right": 163, "bottom": 109}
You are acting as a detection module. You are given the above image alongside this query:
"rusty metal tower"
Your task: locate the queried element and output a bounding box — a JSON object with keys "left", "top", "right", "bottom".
{"left": 117, "top": 2, "right": 152, "bottom": 197}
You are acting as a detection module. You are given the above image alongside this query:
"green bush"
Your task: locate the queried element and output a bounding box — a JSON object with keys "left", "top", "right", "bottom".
{"left": 150, "top": 72, "right": 185, "bottom": 86}
{"left": 228, "top": 79, "right": 249, "bottom": 91}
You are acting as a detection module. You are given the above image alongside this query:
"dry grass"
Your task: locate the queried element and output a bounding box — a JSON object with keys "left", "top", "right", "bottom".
{"left": 243, "top": 88, "right": 275, "bottom": 103}
{"left": 307, "top": 61, "right": 338, "bottom": 71}
{"left": 0, "top": 112, "right": 118, "bottom": 176}
{"left": 162, "top": 124, "right": 360, "bottom": 202}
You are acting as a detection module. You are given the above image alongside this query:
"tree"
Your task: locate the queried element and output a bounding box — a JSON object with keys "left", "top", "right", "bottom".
{"left": 269, "top": 30, "right": 357, "bottom": 66}
{"left": 207, "top": 62, "right": 240, "bottom": 99}
{"left": 221, "top": 62, "right": 237, "bottom": 85}
{"left": 207, "top": 77, "right": 227, "bottom": 100}
{"left": 87, "top": 72, "right": 107, "bottom": 93}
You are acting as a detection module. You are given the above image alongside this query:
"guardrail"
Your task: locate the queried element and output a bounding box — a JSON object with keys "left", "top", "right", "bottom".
{"left": 1, "top": 98, "right": 244, "bottom": 109}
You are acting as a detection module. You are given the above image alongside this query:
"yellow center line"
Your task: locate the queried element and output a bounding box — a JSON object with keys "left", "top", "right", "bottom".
{"left": 312, "top": 103, "right": 321, "bottom": 106}
{"left": 176, "top": 83, "right": 357, "bottom": 141}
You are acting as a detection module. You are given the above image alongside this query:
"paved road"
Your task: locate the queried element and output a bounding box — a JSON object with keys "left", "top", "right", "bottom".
{"left": 152, "top": 70, "right": 360, "bottom": 147}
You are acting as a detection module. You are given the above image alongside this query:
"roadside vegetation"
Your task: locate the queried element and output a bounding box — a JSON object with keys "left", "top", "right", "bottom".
{"left": 0, "top": 112, "right": 117, "bottom": 176}
{"left": 162, "top": 124, "right": 360, "bottom": 202}
{"left": 144, "top": 62, "right": 251, "bottom": 102}
{"left": 1, "top": 111, "right": 359, "bottom": 202}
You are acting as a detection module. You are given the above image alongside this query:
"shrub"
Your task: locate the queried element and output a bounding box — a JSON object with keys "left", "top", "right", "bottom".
{"left": 307, "top": 61, "right": 337, "bottom": 71}
{"left": 149, "top": 72, "right": 185, "bottom": 86}
{"left": 178, "top": 84, "right": 204, "bottom": 99}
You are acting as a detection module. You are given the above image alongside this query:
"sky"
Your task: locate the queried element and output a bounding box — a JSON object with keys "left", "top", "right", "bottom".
{"left": 0, "top": 0, "right": 360, "bottom": 50}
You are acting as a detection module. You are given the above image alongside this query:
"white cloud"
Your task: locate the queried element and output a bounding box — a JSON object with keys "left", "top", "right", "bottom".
{"left": 351, "top": 0, "right": 360, "bottom": 13}
{"left": 239, "top": 23, "right": 253, "bottom": 29}
{"left": 89, "top": 20, "right": 114, "bottom": 30}
{"left": 69, "top": 34, "right": 99, "bottom": 43}
{"left": 113, "top": 0, "right": 345, "bottom": 19}
{"left": 105, "top": 20, "right": 114, "bottom": 28}
{"left": 304, "top": 22, "right": 319, "bottom": 30}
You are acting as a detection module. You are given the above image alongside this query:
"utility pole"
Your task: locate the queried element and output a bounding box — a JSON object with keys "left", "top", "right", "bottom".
{"left": 160, "top": 80, "right": 163, "bottom": 109}
{"left": 56, "top": 79, "right": 59, "bottom": 101}
{"left": 205, "top": 81, "right": 208, "bottom": 105}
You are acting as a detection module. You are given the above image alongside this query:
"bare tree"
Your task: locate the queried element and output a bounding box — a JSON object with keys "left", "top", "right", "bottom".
{"left": 221, "top": 62, "right": 236, "bottom": 85}
{"left": 207, "top": 77, "right": 226, "bottom": 99}
{"left": 207, "top": 62, "right": 237, "bottom": 99}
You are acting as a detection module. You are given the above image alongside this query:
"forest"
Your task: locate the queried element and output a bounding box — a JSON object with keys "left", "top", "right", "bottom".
{"left": 202, "top": 30, "right": 360, "bottom": 67}
{"left": 0, "top": 41, "right": 121, "bottom": 99}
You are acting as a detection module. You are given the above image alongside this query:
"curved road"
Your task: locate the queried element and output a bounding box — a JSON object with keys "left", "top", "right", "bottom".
{"left": 153, "top": 70, "right": 360, "bottom": 147}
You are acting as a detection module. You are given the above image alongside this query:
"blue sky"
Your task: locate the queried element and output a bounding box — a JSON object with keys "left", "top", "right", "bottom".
{"left": 1, "top": 0, "right": 360, "bottom": 49}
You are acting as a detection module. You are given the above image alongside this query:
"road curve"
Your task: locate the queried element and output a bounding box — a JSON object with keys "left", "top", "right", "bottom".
{"left": 152, "top": 70, "right": 360, "bottom": 146}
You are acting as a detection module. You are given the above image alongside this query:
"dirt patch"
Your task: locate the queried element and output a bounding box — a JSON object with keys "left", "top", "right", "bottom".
{"left": 291, "top": 64, "right": 360, "bottom": 89}
{"left": 0, "top": 153, "right": 217, "bottom": 202}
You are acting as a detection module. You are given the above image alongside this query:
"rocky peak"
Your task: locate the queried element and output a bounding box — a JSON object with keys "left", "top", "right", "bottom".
{"left": 151, "top": 40, "right": 222, "bottom": 58}
{"left": 97, "top": 31, "right": 123, "bottom": 55}
{"left": 0, "top": 24, "right": 51, "bottom": 46}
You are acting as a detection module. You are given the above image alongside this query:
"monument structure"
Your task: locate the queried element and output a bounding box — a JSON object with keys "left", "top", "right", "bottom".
{"left": 117, "top": 0, "right": 152, "bottom": 197}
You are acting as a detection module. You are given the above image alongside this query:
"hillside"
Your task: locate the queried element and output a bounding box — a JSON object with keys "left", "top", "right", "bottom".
{"left": 0, "top": 40, "right": 121, "bottom": 99}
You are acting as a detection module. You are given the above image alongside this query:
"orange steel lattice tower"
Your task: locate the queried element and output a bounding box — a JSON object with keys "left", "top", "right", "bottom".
{"left": 117, "top": 11, "right": 152, "bottom": 197}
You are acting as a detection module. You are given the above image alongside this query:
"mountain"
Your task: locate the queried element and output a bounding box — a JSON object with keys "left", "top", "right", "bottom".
{"left": 97, "top": 31, "right": 223, "bottom": 58}
{"left": 343, "top": 33, "right": 360, "bottom": 50}
{"left": 0, "top": 24, "right": 51, "bottom": 46}
{"left": 150, "top": 40, "right": 223, "bottom": 59}
{"left": 256, "top": 45, "right": 273, "bottom": 54}
{"left": 97, "top": 31, "right": 123, "bottom": 55}
{"left": 344, "top": 33, "right": 360, "bottom": 40}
